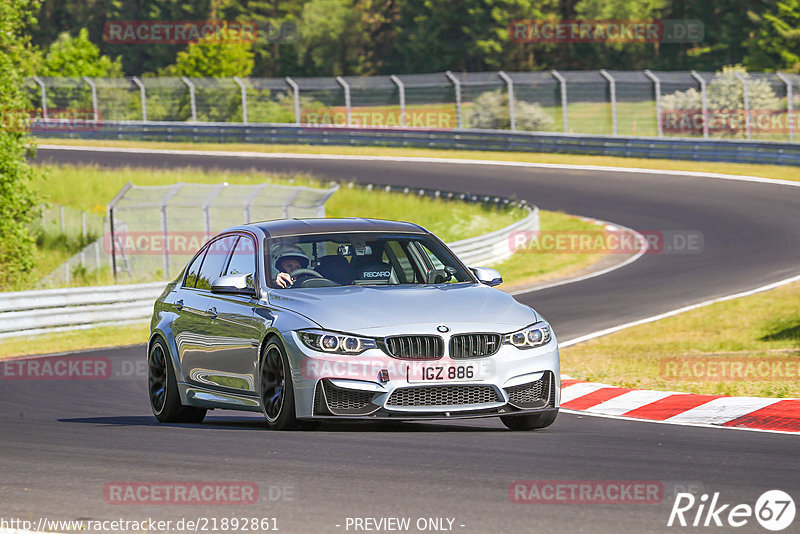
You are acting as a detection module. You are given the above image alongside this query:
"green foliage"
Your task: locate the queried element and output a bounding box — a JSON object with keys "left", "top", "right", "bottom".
{"left": 662, "top": 65, "right": 781, "bottom": 111}
{"left": 390, "top": 0, "right": 558, "bottom": 72}
{"left": 160, "top": 36, "right": 255, "bottom": 78}
{"left": 295, "top": 0, "right": 367, "bottom": 76}
{"left": 0, "top": 0, "right": 40, "bottom": 290}
{"left": 467, "top": 90, "right": 554, "bottom": 131}
{"left": 39, "top": 28, "right": 123, "bottom": 77}
{"left": 22, "top": 1, "right": 800, "bottom": 85}
{"left": 745, "top": 0, "right": 800, "bottom": 72}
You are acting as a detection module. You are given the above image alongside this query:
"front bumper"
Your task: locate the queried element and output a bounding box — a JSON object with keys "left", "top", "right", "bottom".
{"left": 285, "top": 330, "right": 561, "bottom": 420}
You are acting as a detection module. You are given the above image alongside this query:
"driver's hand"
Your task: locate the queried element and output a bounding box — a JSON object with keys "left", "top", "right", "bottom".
{"left": 276, "top": 272, "right": 294, "bottom": 288}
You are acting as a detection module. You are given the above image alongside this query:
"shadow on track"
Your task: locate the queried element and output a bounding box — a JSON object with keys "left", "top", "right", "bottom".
{"left": 58, "top": 415, "right": 509, "bottom": 433}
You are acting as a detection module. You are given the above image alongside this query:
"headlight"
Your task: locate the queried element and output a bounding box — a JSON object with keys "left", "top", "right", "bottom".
{"left": 503, "top": 322, "right": 552, "bottom": 349}
{"left": 298, "top": 329, "right": 377, "bottom": 355}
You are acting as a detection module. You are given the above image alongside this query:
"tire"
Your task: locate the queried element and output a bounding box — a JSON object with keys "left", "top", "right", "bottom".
{"left": 260, "top": 339, "right": 299, "bottom": 430}
{"left": 148, "top": 338, "right": 206, "bottom": 424}
{"left": 501, "top": 410, "right": 558, "bottom": 431}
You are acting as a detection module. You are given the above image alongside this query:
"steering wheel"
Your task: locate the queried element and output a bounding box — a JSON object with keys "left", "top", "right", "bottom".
{"left": 289, "top": 268, "right": 323, "bottom": 287}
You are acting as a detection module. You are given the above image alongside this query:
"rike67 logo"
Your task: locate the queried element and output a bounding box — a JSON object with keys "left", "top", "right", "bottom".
{"left": 668, "top": 490, "right": 795, "bottom": 531}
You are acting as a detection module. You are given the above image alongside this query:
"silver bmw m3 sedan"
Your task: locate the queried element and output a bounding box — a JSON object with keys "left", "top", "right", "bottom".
{"left": 148, "top": 218, "right": 560, "bottom": 430}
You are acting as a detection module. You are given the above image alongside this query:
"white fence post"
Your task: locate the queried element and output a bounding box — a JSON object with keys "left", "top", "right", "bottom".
{"left": 390, "top": 75, "right": 406, "bottom": 127}
{"left": 600, "top": 69, "right": 618, "bottom": 136}
{"left": 82, "top": 76, "right": 99, "bottom": 121}
{"left": 734, "top": 72, "right": 751, "bottom": 139}
{"left": 233, "top": 76, "right": 248, "bottom": 124}
{"left": 131, "top": 76, "right": 147, "bottom": 121}
{"left": 336, "top": 76, "right": 352, "bottom": 126}
{"left": 285, "top": 76, "right": 301, "bottom": 125}
{"left": 691, "top": 71, "right": 709, "bottom": 138}
{"left": 181, "top": 76, "right": 197, "bottom": 122}
{"left": 644, "top": 69, "right": 662, "bottom": 137}
{"left": 498, "top": 71, "right": 516, "bottom": 131}
{"left": 551, "top": 70, "right": 568, "bottom": 133}
{"left": 445, "top": 71, "right": 462, "bottom": 129}
{"left": 776, "top": 72, "right": 794, "bottom": 142}
{"left": 32, "top": 76, "right": 47, "bottom": 119}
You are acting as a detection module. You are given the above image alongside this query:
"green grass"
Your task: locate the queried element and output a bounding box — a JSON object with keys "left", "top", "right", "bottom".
{"left": 494, "top": 211, "right": 604, "bottom": 291}
{"left": 35, "top": 138, "right": 800, "bottom": 182}
{"left": 0, "top": 323, "right": 150, "bottom": 359}
{"left": 32, "top": 163, "right": 525, "bottom": 243}
{"left": 560, "top": 281, "right": 800, "bottom": 397}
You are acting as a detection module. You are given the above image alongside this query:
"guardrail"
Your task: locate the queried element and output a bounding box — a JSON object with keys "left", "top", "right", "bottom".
{"left": 37, "top": 120, "right": 800, "bottom": 166}
{"left": 0, "top": 198, "right": 537, "bottom": 339}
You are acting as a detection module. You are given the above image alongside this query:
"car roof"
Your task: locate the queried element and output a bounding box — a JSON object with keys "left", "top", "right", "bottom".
{"left": 246, "top": 218, "right": 429, "bottom": 238}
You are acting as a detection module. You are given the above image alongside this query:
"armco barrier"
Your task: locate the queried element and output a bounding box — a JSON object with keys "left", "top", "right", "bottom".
{"left": 36, "top": 120, "right": 800, "bottom": 166}
{"left": 0, "top": 203, "right": 538, "bottom": 338}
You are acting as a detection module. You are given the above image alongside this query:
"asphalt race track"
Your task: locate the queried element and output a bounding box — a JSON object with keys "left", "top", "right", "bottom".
{"left": 1, "top": 146, "right": 798, "bottom": 533}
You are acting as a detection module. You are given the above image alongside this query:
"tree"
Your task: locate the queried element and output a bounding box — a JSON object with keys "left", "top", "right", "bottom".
{"left": 0, "top": 0, "right": 41, "bottom": 290}
{"left": 296, "top": 0, "right": 367, "bottom": 76}
{"left": 39, "top": 28, "right": 123, "bottom": 77}
{"left": 745, "top": 0, "right": 800, "bottom": 72}
{"left": 160, "top": 35, "right": 255, "bottom": 77}
{"left": 389, "top": 0, "right": 558, "bottom": 73}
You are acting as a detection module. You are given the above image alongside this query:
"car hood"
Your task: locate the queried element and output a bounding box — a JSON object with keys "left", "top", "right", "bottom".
{"left": 267, "top": 283, "right": 538, "bottom": 333}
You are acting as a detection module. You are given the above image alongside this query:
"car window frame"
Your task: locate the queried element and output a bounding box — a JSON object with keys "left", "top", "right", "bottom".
{"left": 182, "top": 233, "right": 237, "bottom": 293}
{"left": 222, "top": 233, "right": 260, "bottom": 296}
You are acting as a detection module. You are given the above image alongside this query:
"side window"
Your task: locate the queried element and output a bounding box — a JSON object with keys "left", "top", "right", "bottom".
{"left": 195, "top": 235, "right": 237, "bottom": 290}
{"left": 183, "top": 248, "right": 207, "bottom": 288}
{"left": 225, "top": 236, "right": 257, "bottom": 288}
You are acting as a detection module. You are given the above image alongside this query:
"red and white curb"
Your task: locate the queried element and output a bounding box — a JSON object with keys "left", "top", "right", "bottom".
{"left": 559, "top": 376, "right": 800, "bottom": 434}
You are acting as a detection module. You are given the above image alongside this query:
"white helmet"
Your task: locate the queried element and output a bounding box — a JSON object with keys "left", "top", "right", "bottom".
{"left": 272, "top": 244, "right": 309, "bottom": 271}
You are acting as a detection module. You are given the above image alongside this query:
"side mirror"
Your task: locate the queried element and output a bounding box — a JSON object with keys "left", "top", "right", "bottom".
{"left": 211, "top": 273, "right": 256, "bottom": 296}
{"left": 470, "top": 267, "right": 503, "bottom": 287}
{"left": 425, "top": 268, "right": 453, "bottom": 284}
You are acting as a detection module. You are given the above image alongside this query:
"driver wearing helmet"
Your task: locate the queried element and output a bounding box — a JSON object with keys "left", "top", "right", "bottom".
{"left": 273, "top": 244, "right": 309, "bottom": 288}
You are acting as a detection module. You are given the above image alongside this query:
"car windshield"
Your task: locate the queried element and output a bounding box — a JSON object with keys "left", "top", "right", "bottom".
{"left": 266, "top": 232, "right": 474, "bottom": 288}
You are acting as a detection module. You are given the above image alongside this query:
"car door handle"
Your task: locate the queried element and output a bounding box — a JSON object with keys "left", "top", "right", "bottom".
{"left": 175, "top": 299, "right": 184, "bottom": 311}
{"left": 208, "top": 307, "right": 218, "bottom": 319}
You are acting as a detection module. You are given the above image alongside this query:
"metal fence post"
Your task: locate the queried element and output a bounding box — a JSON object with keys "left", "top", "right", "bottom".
{"left": 445, "top": 71, "right": 462, "bottom": 129}
{"left": 131, "top": 77, "right": 147, "bottom": 121}
{"left": 734, "top": 72, "right": 751, "bottom": 139}
{"left": 390, "top": 75, "right": 406, "bottom": 127}
{"left": 181, "top": 76, "right": 197, "bottom": 122}
{"left": 82, "top": 76, "right": 99, "bottom": 121}
{"left": 600, "top": 69, "right": 618, "bottom": 136}
{"left": 285, "top": 76, "right": 301, "bottom": 125}
{"left": 644, "top": 69, "right": 662, "bottom": 137}
{"left": 551, "top": 70, "right": 568, "bottom": 133}
{"left": 160, "top": 184, "right": 182, "bottom": 279}
{"left": 776, "top": 72, "right": 794, "bottom": 142}
{"left": 690, "top": 71, "right": 709, "bottom": 138}
{"left": 498, "top": 71, "right": 516, "bottom": 131}
{"left": 336, "top": 76, "right": 352, "bottom": 126}
{"left": 233, "top": 76, "right": 248, "bottom": 124}
{"left": 32, "top": 76, "right": 47, "bottom": 119}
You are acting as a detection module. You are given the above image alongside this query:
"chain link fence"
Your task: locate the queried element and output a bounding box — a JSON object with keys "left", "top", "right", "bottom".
{"left": 24, "top": 70, "right": 800, "bottom": 141}
{"left": 38, "top": 181, "right": 339, "bottom": 288}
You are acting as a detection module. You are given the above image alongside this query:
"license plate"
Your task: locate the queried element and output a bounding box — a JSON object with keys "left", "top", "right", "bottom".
{"left": 406, "top": 363, "right": 487, "bottom": 383}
